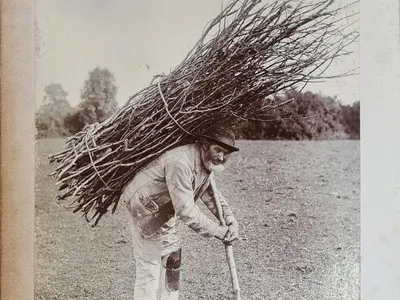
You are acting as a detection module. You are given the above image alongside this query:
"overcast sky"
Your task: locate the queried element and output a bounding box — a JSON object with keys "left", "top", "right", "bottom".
{"left": 35, "top": 0, "right": 359, "bottom": 109}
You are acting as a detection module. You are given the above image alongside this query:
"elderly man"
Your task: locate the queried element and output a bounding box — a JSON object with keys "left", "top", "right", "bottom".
{"left": 121, "top": 125, "right": 240, "bottom": 300}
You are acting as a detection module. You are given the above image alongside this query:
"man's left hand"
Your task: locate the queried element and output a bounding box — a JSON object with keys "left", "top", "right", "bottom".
{"left": 223, "top": 216, "right": 239, "bottom": 244}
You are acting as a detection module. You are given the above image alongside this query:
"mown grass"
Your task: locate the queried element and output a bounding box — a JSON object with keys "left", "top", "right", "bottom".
{"left": 35, "top": 139, "right": 360, "bottom": 300}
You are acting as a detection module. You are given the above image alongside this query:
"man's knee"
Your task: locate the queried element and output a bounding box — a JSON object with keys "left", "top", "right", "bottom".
{"left": 163, "top": 248, "right": 181, "bottom": 292}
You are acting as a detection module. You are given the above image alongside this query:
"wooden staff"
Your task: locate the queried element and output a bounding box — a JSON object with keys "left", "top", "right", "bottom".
{"left": 209, "top": 175, "right": 241, "bottom": 300}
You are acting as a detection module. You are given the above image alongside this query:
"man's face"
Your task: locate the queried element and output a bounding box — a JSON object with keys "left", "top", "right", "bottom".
{"left": 201, "top": 143, "right": 231, "bottom": 173}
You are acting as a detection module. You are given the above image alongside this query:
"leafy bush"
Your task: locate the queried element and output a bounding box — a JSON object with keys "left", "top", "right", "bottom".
{"left": 35, "top": 83, "right": 73, "bottom": 138}
{"left": 235, "top": 90, "right": 359, "bottom": 140}
{"left": 340, "top": 101, "right": 360, "bottom": 139}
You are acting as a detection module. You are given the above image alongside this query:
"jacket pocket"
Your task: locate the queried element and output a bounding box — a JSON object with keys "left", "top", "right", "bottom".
{"left": 137, "top": 193, "right": 176, "bottom": 238}
{"left": 139, "top": 192, "right": 171, "bottom": 213}
{"left": 140, "top": 195, "right": 159, "bottom": 213}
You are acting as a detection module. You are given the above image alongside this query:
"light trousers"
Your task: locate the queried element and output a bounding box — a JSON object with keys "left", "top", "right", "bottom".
{"left": 127, "top": 210, "right": 181, "bottom": 300}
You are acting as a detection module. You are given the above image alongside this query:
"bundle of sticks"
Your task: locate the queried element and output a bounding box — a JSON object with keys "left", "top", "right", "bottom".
{"left": 49, "top": 0, "right": 358, "bottom": 226}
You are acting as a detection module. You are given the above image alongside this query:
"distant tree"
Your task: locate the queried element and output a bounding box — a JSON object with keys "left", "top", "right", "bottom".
{"left": 75, "top": 67, "right": 118, "bottom": 126}
{"left": 35, "top": 83, "right": 72, "bottom": 138}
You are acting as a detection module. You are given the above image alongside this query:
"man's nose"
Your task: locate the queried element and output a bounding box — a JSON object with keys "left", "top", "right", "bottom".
{"left": 217, "top": 152, "right": 224, "bottom": 161}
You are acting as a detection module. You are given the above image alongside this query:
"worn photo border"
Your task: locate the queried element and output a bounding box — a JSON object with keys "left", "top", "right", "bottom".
{"left": 1, "top": 0, "right": 35, "bottom": 299}
{"left": 360, "top": 0, "right": 400, "bottom": 299}
{"left": 1, "top": 0, "right": 399, "bottom": 299}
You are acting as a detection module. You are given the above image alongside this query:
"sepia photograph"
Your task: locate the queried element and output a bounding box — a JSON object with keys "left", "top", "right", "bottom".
{"left": 34, "top": 1, "right": 361, "bottom": 299}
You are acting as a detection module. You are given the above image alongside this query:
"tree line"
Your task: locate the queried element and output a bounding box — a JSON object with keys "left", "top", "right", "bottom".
{"left": 234, "top": 89, "right": 360, "bottom": 140}
{"left": 35, "top": 67, "right": 359, "bottom": 140}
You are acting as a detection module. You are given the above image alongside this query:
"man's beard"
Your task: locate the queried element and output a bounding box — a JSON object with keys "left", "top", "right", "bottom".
{"left": 207, "top": 161, "right": 226, "bottom": 173}
{"left": 201, "top": 147, "right": 226, "bottom": 173}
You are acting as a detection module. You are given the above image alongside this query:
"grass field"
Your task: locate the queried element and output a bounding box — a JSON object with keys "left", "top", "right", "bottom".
{"left": 35, "top": 139, "right": 360, "bottom": 300}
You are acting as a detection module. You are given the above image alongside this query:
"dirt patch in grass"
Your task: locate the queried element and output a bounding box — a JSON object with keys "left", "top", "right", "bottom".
{"left": 35, "top": 139, "right": 360, "bottom": 300}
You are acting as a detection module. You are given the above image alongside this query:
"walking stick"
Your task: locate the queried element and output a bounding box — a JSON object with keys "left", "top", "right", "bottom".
{"left": 209, "top": 175, "right": 241, "bottom": 300}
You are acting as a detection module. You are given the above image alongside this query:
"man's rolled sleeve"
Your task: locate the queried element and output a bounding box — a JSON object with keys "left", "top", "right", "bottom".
{"left": 165, "top": 159, "right": 219, "bottom": 238}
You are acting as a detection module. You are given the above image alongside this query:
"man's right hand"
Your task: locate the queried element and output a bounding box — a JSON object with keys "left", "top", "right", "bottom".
{"left": 215, "top": 225, "right": 229, "bottom": 240}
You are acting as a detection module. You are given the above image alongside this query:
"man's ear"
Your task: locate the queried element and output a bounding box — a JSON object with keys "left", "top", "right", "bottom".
{"left": 200, "top": 139, "right": 209, "bottom": 151}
